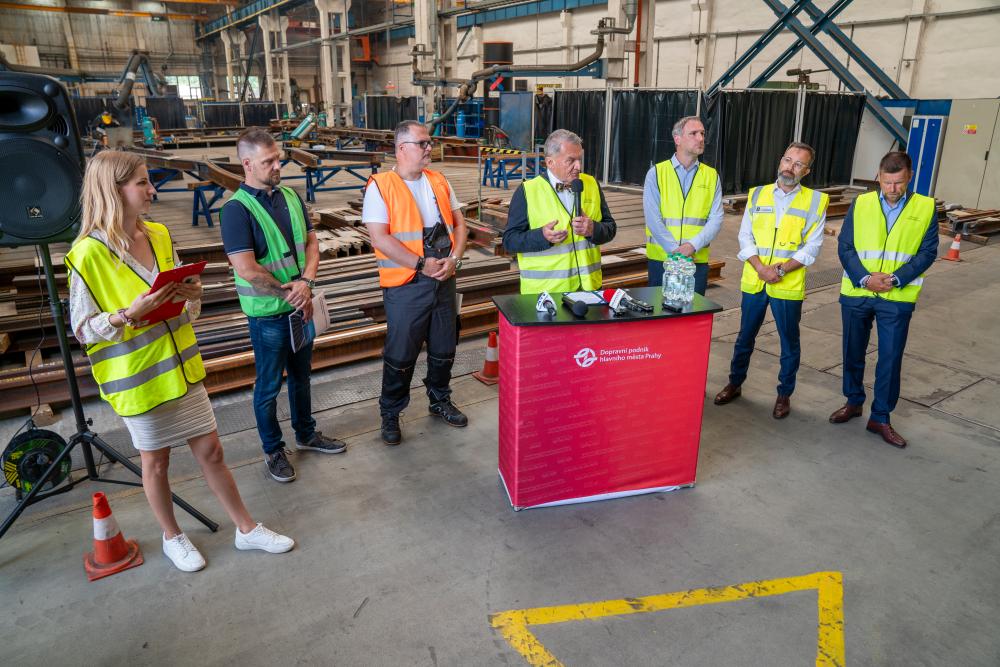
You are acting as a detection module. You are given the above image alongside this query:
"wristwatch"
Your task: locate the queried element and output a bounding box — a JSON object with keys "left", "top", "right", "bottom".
{"left": 775, "top": 264, "right": 786, "bottom": 278}
{"left": 890, "top": 274, "right": 900, "bottom": 287}
{"left": 450, "top": 254, "right": 463, "bottom": 269}
{"left": 300, "top": 278, "right": 316, "bottom": 290}
{"left": 415, "top": 256, "right": 426, "bottom": 272}
{"left": 116, "top": 308, "right": 136, "bottom": 328}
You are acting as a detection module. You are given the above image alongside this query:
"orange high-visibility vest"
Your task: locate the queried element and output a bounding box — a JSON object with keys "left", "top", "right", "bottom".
{"left": 366, "top": 170, "right": 456, "bottom": 287}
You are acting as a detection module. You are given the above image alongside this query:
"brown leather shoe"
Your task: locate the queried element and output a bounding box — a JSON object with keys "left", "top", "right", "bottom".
{"left": 828, "top": 403, "right": 863, "bottom": 424}
{"left": 866, "top": 420, "right": 907, "bottom": 448}
{"left": 714, "top": 383, "right": 742, "bottom": 405}
{"left": 773, "top": 395, "right": 790, "bottom": 419}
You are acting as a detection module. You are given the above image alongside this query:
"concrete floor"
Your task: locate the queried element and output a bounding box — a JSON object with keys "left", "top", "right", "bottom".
{"left": 2, "top": 243, "right": 999, "bottom": 665}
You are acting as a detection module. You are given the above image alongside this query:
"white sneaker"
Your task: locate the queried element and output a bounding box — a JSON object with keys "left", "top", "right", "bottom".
{"left": 235, "top": 523, "right": 295, "bottom": 554}
{"left": 162, "top": 532, "right": 206, "bottom": 572}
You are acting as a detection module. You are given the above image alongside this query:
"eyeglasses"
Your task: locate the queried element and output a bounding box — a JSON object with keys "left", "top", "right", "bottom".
{"left": 399, "top": 140, "right": 435, "bottom": 150}
{"left": 781, "top": 156, "right": 809, "bottom": 170}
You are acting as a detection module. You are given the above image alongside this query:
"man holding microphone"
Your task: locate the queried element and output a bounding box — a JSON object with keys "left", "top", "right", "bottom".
{"left": 502, "top": 129, "right": 617, "bottom": 294}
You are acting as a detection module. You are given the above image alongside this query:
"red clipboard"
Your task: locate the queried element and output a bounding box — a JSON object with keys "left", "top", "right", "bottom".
{"left": 140, "top": 261, "right": 207, "bottom": 326}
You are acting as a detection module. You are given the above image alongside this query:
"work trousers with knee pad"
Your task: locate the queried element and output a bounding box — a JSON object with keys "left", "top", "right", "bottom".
{"left": 380, "top": 273, "right": 458, "bottom": 416}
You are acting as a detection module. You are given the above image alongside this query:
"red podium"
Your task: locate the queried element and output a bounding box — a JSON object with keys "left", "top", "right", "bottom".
{"left": 494, "top": 288, "right": 722, "bottom": 510}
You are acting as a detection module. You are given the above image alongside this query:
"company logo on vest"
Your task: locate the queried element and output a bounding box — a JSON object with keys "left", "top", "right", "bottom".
{"left": 574, "top": 347, "right": 598, "bottom": 368}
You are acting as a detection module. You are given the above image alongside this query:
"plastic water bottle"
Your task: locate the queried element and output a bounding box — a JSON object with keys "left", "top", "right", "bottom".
{"left": 662, "top": 255, "right": 674, "bottom": 303}
{"left": 680, "top": 256, "right": 696, "bottom": 304}
{"left": 662, "top": 254, "right": 676, "bottom": 303}
{"left": 674, "top": 255, "right": 686, "bottom": 303}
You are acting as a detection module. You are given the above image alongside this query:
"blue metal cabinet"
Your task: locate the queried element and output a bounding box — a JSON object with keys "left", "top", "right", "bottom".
{"left": 906, "top": 115, "right": 947, "bottom": 196}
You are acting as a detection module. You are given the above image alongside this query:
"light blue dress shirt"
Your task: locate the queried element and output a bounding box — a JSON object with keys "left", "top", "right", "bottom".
{"left": 880, "top": 191, "right": 908, "bottom": 232}
{"left": 642, "top": 154, "right": 724, "bottom": 253}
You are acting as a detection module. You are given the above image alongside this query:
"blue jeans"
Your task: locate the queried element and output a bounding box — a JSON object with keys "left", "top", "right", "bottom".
{"left": 728, "top": 289, "right": 803, "bottom": 396}
{"left": 647, "top": 259, "right": 709, "bottom": 295}
{"left": 247, "top": 313, "right": 317, "bottom": 454}
{"left": 840, "top": 297, "right": 913, "bottom": 424}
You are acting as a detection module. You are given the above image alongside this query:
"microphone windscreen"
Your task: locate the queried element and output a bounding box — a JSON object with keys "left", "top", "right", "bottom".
{"left": 570, "top": 178, "right": 584, "bottom": 193}
{"left": 602, "top": 289, "right": 617, "bottom": 303}
{"left": 572, "top": 300, "right": 589, "bottom": 318}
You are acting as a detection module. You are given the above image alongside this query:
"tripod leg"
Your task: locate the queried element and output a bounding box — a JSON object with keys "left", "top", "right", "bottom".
{"left": 83, "top": 434, "right": 219, "bottom": 533}
{"left": 0, "top": 435, "right": 79, "bottom": 540}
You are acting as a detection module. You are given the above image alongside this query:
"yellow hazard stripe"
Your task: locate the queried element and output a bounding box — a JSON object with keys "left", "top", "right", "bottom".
{"left": 489, "top": 571, "right": 845, "bottom": 667}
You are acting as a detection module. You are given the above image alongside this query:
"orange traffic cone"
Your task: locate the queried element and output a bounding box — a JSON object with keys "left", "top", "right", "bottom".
{"left": 83, "top": 492, "right": 143, "bottom": 581}
{"left": 942, "top": 232, "right": 962, "bottom": 261}
{"left": 473, "top": 331, "right": 499, "bottom": 385}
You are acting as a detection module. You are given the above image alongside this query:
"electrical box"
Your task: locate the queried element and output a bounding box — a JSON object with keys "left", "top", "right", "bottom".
{"left": 935, "top": 99, "right": 1000, "bottom": 208}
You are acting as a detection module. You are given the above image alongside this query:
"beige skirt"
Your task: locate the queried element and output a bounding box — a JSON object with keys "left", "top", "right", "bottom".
{"left": 122, "top": 382, "right": 218, "bottom": 451}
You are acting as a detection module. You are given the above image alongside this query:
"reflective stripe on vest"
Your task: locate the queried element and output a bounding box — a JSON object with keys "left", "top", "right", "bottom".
{"left": 367, "top": 170, "right": 456, "bottom": 288}
{"left": 840, "top": 191, "right": 936, "bottom": 303}
{"left": 648, "top": 161, "right": 718, "bottom": 263}
{"left": 64, "top": 221, "right": 206, "bottom": 417}
{"left": 517, "top": 173, "right": 603, "bottom": 293}
{"left": 229, "top": 186, "right": 307, "bottom": 316}
{"left": 739, "top": 185, "right": 828, "bottom": 301}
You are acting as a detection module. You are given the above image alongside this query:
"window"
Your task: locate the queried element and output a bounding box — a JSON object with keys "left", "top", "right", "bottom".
{"left": 231, "top": 76, "right": 261, "bottom": 99}
{"left": 165, "top": 75, "right": 203, "bottom": 100}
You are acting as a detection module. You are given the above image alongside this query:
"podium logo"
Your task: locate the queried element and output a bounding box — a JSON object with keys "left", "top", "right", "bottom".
{"left": 574, "top": 347, "right": 597, "bottom": 368}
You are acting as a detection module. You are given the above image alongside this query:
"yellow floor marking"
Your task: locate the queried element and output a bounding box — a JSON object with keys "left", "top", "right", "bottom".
{"left": 489, "top": 570, "right": 844, "bottom": 667}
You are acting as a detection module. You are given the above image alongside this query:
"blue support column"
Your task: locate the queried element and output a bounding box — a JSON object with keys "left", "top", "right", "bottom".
{"left": 748, "top": 0, "right": 855, "bottom": 89}
{"left": 705, "top": 0, "right": 813, "bottom": 98}
{"left": 750, "top": 0, "right": 907, "bottom": 100}
{"left": 756, "top": 0, "right": 907, "bottom": 144}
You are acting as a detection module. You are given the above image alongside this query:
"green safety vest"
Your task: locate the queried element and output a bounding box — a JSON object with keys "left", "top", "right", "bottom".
{"left": 840, "top": 191, "right": 936, "bottom": 303}
{"left": 517, "top": 174, "right": 603, "bottom": 294}
{"left": 229, "top": 186, "right": 307, "bottom": 316}
{"left": 740, "top": 185, "right": 828, "bottom": 301}
{"left": 648, "top": 160, "right": 718, "bottom": 263}
{"left": 65, "top": 221, "right": 206, "bottom": 417}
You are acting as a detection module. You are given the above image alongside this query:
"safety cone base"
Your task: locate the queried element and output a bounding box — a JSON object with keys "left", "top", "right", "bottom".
{"left": 84, "top": 538, "right": 144, "bottom": 581}
{"left": 472, "top": 369, "right": 499, "bottom": 386}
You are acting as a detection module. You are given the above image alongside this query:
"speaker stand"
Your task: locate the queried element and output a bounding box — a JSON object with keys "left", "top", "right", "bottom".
{"left": 0, "top": 244, "right": 218, "bottom": 540}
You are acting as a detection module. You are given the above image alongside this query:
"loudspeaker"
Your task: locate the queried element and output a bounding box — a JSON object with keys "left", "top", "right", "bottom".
{"left": 0, "top": 72, "right": 85, "bottom": 248}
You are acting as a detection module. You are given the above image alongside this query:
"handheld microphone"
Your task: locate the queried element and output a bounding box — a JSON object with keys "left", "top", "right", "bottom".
{"left": 570, "top": 178, "right": 584, "bottom": 218}
{"left": 602, "top": 288, "right": 628, "bottom": 316}
{"left": 561, "top": 295, "right": 589, "bottom": 318}
{"left": 607, "top": 288, "right": 654, "bottom": 314}
{"left": 535, "top": 291, "right": 557, "bottom": 317}
{"left": 566, "top": 178, "right": 586, "bottom": 290}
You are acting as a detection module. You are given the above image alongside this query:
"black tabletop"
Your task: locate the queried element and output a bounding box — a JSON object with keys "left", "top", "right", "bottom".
{"left": 494, "top": 287, "right": 723, "bottom": 326}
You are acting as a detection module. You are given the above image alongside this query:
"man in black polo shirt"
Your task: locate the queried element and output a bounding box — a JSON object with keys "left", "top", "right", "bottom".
{"left": 221, "top": 127, "right": 346, "bottom": 483}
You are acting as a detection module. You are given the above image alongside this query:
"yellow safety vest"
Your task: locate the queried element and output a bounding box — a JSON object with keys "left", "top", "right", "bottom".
{"left": 65, "top": 221, "right": 206, "bottom": 417}
{"left": 229, "top": 186, "right": 307, "bottom": 317}
{"left": 740, "top": 185, "right": 828, "bottom": 301}
{"left": 517, "top": 174, "right": 603, "bottom": 294}
{"left": 648, "top": 160, "right": 718, "bottom": 263}
{"left": 840, "top": 191, "right": 936, "bottom": 303}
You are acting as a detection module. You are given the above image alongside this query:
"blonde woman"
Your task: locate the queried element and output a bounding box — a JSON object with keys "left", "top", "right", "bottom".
{"left": 66, "top": 151, "right": 294, "bottom": 572}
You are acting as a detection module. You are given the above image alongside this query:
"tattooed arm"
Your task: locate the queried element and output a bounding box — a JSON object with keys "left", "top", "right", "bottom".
{"left": 227, "top": 251, "right": 291, "bottom": 298}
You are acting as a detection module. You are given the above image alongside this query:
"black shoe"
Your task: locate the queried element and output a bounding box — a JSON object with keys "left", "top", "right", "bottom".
{"left": 265, "top": 448, "right": 296, "bottom": 483}
{"left": 429, "top": 400, "right": 469, "bottom": 427}
{"left": 381, "top": 414, "right": 402, "bottom": 446}
{"left": 296, "top": 431, "right": 347, "bottom": 454}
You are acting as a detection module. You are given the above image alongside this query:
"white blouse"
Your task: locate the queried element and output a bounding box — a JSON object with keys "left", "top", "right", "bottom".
{"left": 69, "top": 230, "right": 202, "bottom": 345}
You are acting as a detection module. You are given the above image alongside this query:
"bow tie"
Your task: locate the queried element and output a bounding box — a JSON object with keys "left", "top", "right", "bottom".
{"left": 555, "top": 182, "right": 571, "bottom": 192}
